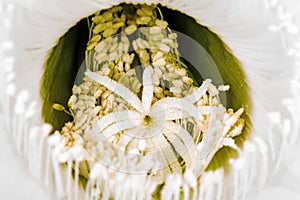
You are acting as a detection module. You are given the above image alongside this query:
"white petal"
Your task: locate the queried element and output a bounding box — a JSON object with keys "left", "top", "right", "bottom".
{"left": 97, "top": 110, "right": 141, "bottom": 133}
{"left": 141, "top": 67, "right": 154, "bottom": 114}
{"left": 85, "top": 71, "right": 143, "bottom": 113}
{"left": 151, "top": 97, "right": 203, "bottom": 121}
{"left": 197, "top": 119, "right": 224, "bottom": 159}
{"left": 162, "top": 121, "right": 197, "bottom": 167}
{"left": 151, "top": 134, "right": 182, "bottom": 173}
{"left": 101, "top": 118, "right": 142, "bottom": 139}
{"left": 154, "top": 107, "right": 192, "bottom": 121}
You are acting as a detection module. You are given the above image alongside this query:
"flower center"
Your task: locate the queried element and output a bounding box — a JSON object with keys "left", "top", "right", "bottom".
{"left": 143, "top": 114, "right": 152, "bottom": 126}
{"left": 44, "top": 4, "right": 251, "bottom": 194}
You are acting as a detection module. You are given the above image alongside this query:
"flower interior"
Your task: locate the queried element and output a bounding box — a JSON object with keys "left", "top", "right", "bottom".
{"left": 40, "top": 3, "right": 251, "bottom": 199}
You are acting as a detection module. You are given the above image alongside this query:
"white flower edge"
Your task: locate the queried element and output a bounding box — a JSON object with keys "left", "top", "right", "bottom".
{"left": 0, "top": 3, "right": 51, "bottom": 200}
{"left": 2, "top": 0, "right": 300, "bottom": 200}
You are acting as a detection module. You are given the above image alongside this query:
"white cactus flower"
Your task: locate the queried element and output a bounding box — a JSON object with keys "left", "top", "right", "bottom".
{"left": 1, "top": 0, "right": 300, "bottom": 200}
